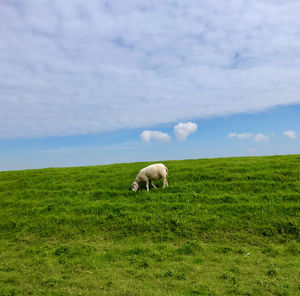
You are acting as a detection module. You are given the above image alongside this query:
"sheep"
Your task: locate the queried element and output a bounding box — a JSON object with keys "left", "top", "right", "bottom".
{"left": 132, "top": 163, "right": 168, "bottom": 192}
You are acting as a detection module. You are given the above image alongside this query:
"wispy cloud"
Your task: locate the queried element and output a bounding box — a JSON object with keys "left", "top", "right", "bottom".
{"left": 1, "top": 1, "right": 300, "bottom": 139}
{"left": 283, "top": 130, "right": 297, "bottom": 139}
{"left": 140, "top": 130, "right": 171, "bottom": 143}
{"left": 255, "top": 134, "right": 269, "bottom": 142}
{"left": 227, "top": 132, "right": 253, "bottom": 139}
{"left": 228, "top": 132, "right": 276, "bottom": 142}
{"left": 174, "top": 122, "right": 197, "bottom": 142}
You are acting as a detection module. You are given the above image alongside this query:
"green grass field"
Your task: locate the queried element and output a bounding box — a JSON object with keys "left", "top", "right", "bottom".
{"left": 0, "top": 155, "right": 299, "bottom": 296}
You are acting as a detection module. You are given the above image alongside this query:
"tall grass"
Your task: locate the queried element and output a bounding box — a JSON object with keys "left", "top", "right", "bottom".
{"left": 0, "top": 155, "right": 299, "bottom": 295}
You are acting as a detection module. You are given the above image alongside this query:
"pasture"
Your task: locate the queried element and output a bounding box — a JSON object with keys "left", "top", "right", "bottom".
{"left": 0, "top": 155, "right": 299, "bottom": 295}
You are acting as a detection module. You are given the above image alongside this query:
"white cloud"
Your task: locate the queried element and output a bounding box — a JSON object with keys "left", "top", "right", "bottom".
{"left": 249, "top": 148, "right": 257, "bottom": 153}
{"left": 140, "top": 130, "right": 171, "bottom": 143}
{"left": 255, "top": 134, "right": 269, "bottom": 142}
{"left": 227, "top": 133, "right": 237, "bottom": 138}
{"left": 227, "top": 132, "right": 253, "bottom": 139}
{"left": 283, "top": 130, "right": 297, "bottom": 139}
{"left": 1, "top": 1, "right": 300, "bottom": 139}
{"left": 173, "top": 122, "right": 197, "bottom": 141}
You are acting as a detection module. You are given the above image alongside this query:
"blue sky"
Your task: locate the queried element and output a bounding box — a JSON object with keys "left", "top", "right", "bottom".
{"left": 0, "top": 0, "right": 299, "bottom": 171}
{"left": 1, "top": 104, "right": 299, "bottom": 171}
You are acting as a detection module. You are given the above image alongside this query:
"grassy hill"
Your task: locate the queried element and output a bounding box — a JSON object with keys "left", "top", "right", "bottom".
{"left": 0, "top": 155, "right": 299, "bottom": 296}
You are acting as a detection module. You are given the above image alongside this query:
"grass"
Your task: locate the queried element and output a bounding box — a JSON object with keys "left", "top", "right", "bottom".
{"left": 0, "top": 154, "right": 299, "bottom": 295}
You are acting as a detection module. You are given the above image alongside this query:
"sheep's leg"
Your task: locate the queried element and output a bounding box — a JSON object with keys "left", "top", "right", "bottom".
{"left": 163, "top": 178, "right": 168, "bottom": 188}
{"left": 146, "top": 178, "right": 150, "bottom": 191}
{"left": 150, "top": 180, "right": 157, "bottom": 189}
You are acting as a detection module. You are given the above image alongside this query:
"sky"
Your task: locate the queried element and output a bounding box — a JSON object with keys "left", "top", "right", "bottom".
{"left": 0, "top": 0, "right": 299, "bottom": 171}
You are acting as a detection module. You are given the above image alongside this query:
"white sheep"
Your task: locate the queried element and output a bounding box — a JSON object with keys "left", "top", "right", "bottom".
{"left": 132, "top": 163, "right": 169, "bottom": 192}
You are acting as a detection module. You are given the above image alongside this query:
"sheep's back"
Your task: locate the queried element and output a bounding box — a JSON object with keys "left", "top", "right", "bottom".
{"left": 143, "top": 164, "right": 167, "bottom": 180}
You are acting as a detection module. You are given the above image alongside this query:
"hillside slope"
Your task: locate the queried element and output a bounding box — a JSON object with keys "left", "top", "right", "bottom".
{"left": 0, "top": 155, "right": 299, "bottom": 295}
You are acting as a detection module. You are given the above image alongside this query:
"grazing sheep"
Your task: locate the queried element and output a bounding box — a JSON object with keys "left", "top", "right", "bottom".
{"left": 132, "top": 163, "right": 168, "bottom": 192}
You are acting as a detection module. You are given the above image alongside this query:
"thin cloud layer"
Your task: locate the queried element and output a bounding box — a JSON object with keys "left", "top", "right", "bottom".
{"left": 174, "top": 122, "right": 197, "bottom": 142}
{"left": 227, "top": 133, "right": 253, "bottom": 139}
{"left": 140, "top": 130, "right": 171, "bottom": 143}
{"left": 1, "top": 0, "right": 300, "bottom": 139}
{"left": 255, "top": 134, "right": 269, "bottom": 142}
{"left": 283, "top": 130, "right": 297, "bottom": 139}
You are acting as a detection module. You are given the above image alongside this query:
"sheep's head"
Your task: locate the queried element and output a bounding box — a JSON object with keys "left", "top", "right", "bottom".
{"left": 131, "top": 181, "right": 139, "bottom": 192}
